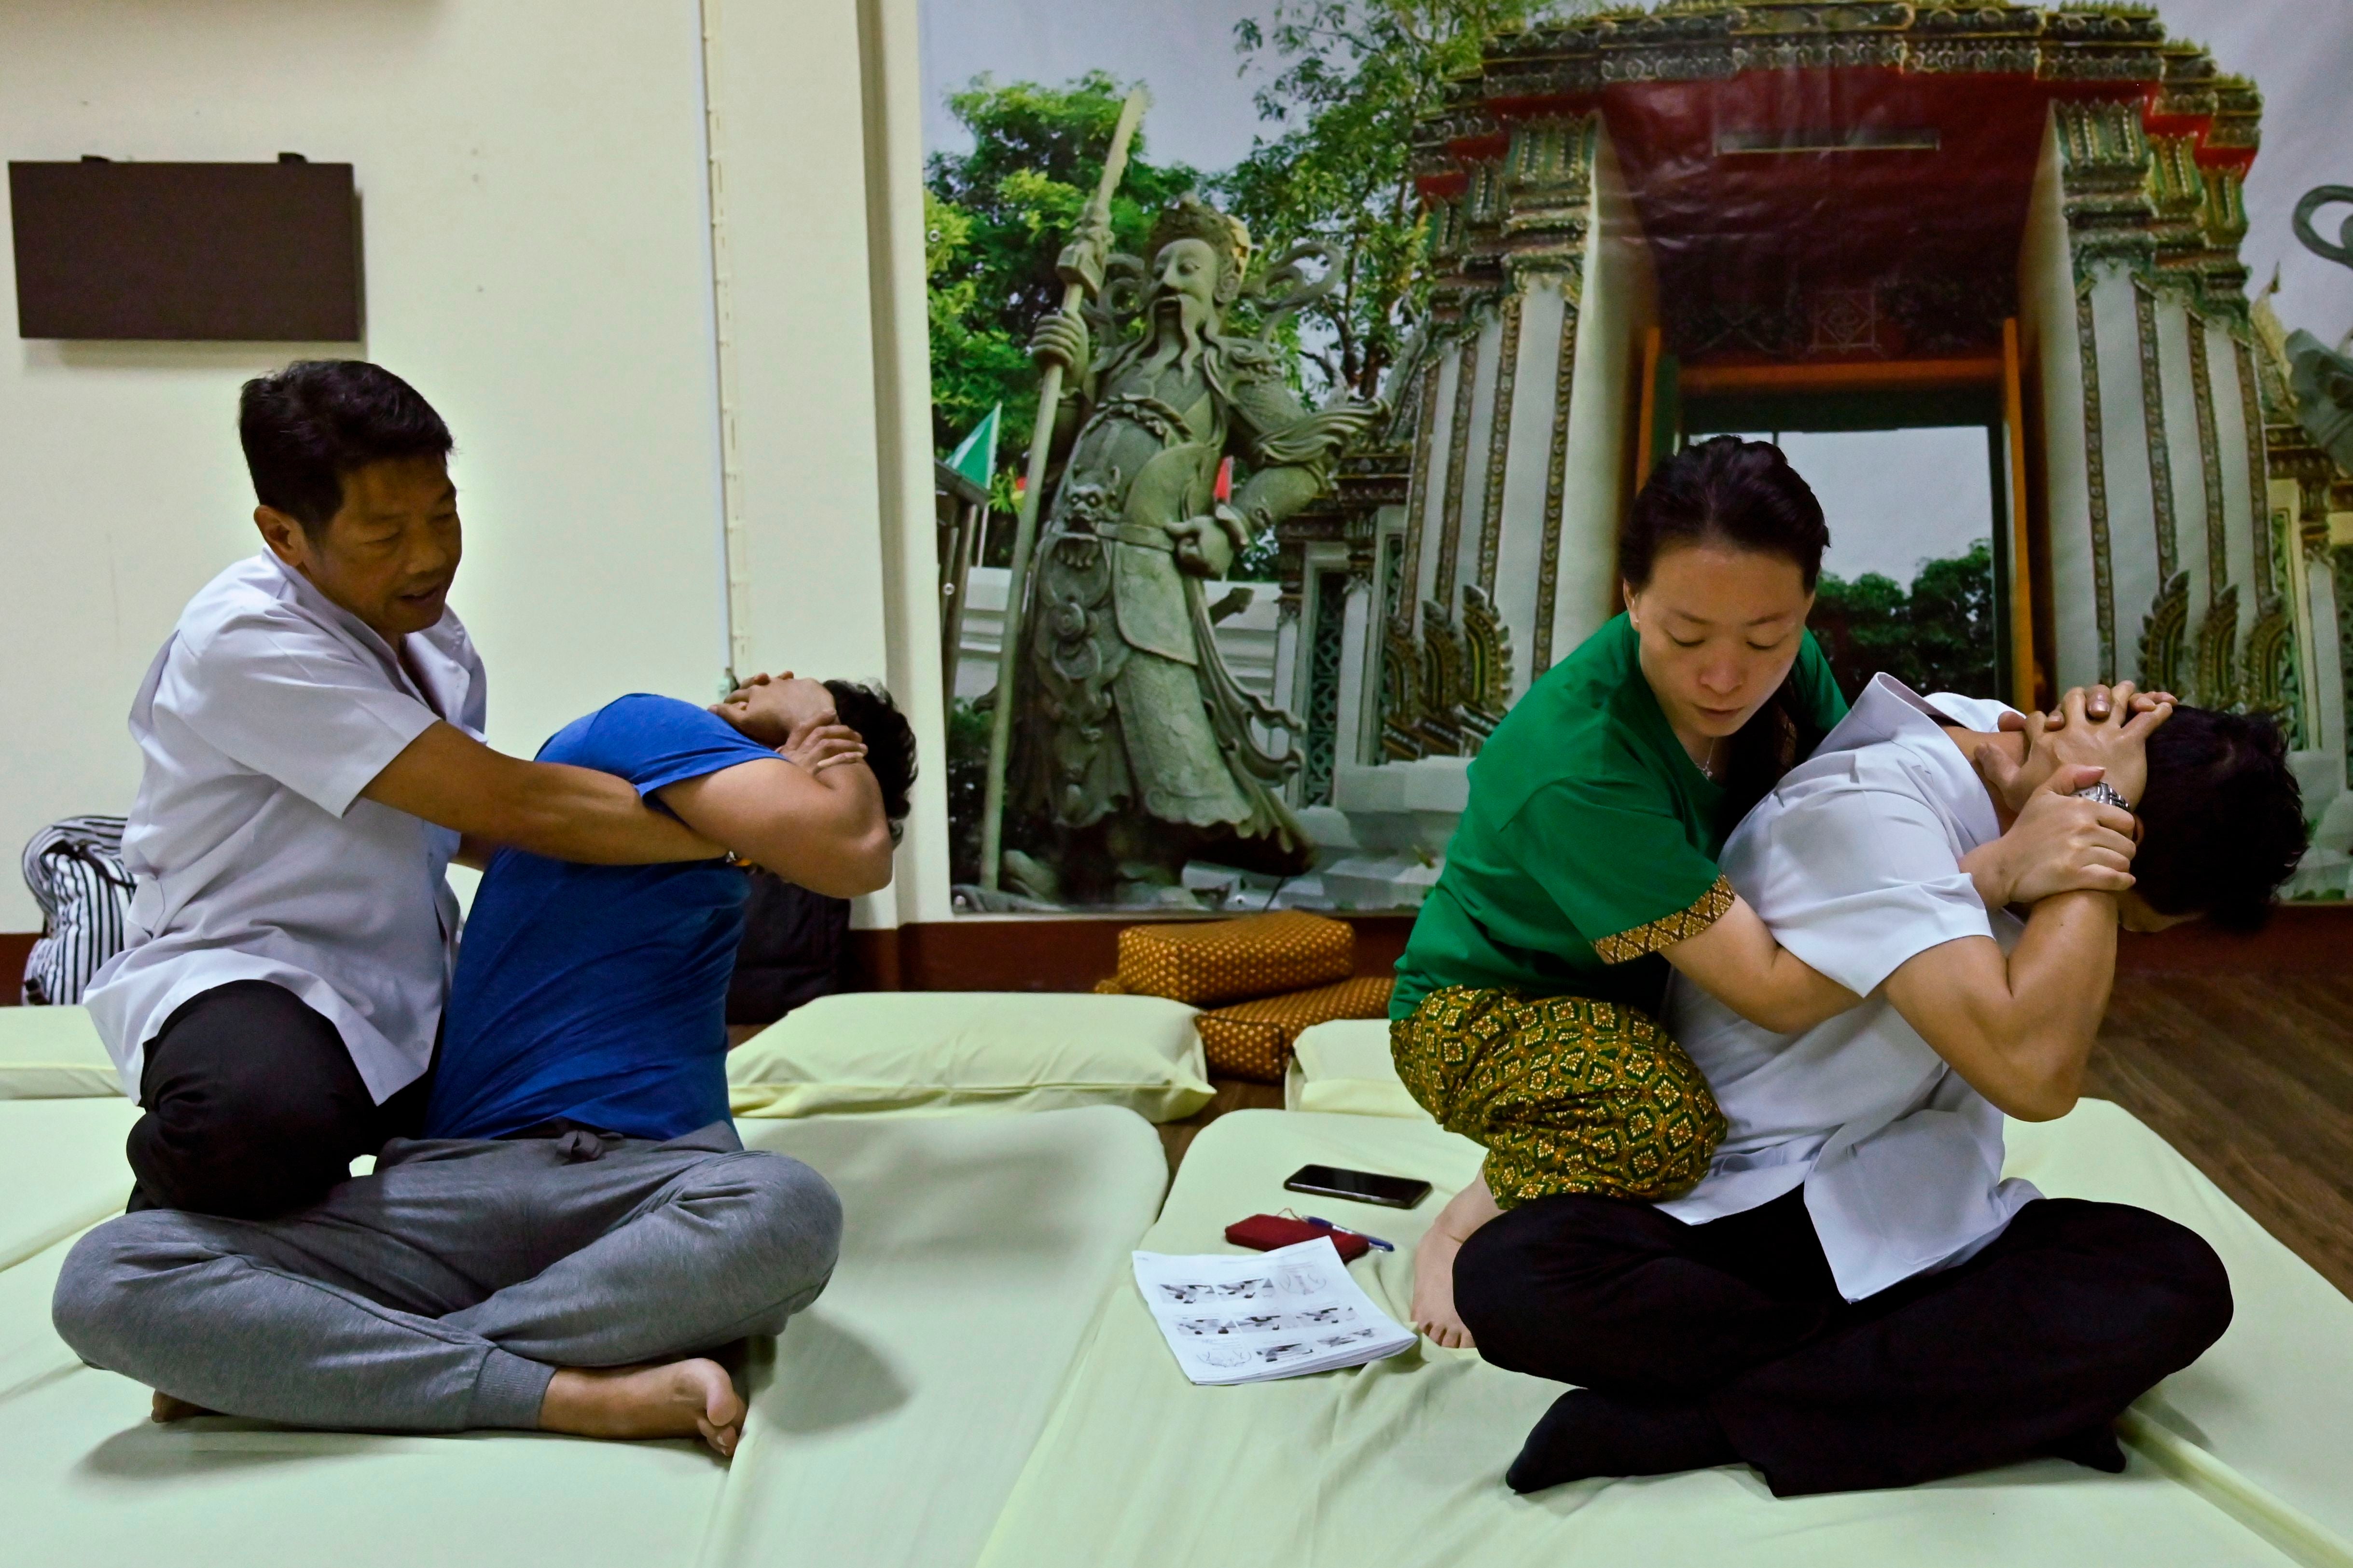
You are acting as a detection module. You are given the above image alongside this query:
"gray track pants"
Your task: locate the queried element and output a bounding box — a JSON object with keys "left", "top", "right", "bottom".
{"left": 51, "top": 1122, "right": 842, "bottom": 1432}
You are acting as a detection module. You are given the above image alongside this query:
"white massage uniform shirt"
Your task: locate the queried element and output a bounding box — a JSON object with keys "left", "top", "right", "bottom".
{"left": 1656, "top": 674, "right": 2041, "bottom": 1301}
{"left": 83, "top": 552, "right": 485, "bottom": 1103}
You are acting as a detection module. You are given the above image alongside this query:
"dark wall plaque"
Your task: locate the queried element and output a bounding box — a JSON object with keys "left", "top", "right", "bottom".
{"left": 10, "top": 158, "right": 361, "bottom": 341}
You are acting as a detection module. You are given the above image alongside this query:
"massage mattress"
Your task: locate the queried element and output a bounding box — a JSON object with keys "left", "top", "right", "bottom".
{"left": 0, "top": 1098, "right": 142, "bottom": 1275}
{"left": 972, "top": 1103, "right": 2353, "bottom": 1568}
{"left": 0, "top": 1102, "right": 1168, "bottom": 1568}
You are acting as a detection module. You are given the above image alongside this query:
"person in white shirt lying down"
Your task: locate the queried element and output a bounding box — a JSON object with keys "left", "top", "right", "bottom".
{"left": 1438, "top": 676, "right": 2308, "bottom": 1498}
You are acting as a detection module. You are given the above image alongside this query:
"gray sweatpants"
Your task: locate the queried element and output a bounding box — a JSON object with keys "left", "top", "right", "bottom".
{"left": 51, "top": 1122, "right": 842, "bottom": 1432}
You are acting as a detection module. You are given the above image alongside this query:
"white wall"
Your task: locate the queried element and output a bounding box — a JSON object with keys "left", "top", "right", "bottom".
{"left": 0, "top": 0, "right": 956, "bottom": 936}
{"left": 0, "top": 0, "right": 736, "bottom": 930}
{"left": 706, "top": 0, "right": 953, "bottom": 928}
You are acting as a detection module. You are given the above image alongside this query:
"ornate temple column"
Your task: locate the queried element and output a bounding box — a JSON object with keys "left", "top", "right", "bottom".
{"left": 1543, "top": 120, "right": 1652, "bottom": 674}
{"left": 2039, "top": 77, "right": 2286, "bottom": 712}
{"left": 1270, "top": 587, "right": 1302, "bottom": 768}
{"left": 2048, "top": 97, "right": 2165, "bottom": 689}
{"left": 2021, "top": 110, "right": 2103, "bottom": 690}
{"left": 1370, "top": 110, "right": 1636, "bottom": 760}
{"left": 2330, "top": 539, "right": 2353, "bottom": 791}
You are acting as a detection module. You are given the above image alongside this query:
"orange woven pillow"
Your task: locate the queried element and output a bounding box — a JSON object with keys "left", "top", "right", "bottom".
{"left": 1116, "top": 911, "right": 1355, "bottom": 1008}
{"left": 1195, "top": 975, "right": 1395, "bottom": 1083}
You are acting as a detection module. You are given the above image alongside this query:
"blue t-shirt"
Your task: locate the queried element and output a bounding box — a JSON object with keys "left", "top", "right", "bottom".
{"left": 425, "top": 694, "right": 777, "bottom": 1141}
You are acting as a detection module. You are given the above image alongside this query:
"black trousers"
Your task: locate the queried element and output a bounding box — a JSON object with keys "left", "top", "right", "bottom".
{"left": 1453, "top": 1186, "right": 2233, "bottom": 1497}
{"left": 128, "top": 979, "right": 431, "bottom": 1220}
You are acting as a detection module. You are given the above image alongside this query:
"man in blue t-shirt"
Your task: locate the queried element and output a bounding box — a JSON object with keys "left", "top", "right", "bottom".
{"left": 424, "top": 686, "right": 880, "bottom": 1142}
{"left": 56, "top": 674, "right": 916, "bottom": 1459}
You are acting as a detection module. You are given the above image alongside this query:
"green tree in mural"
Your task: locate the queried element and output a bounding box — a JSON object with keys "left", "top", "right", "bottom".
{"left": 1809, "top": 541, "right": 1999, "bottom": 702}
{"left": 1218, "top": 0, "right": 1588, "bottom": 402}
{"left": 924, "top": 72, "right": 1201, "bottom": 458}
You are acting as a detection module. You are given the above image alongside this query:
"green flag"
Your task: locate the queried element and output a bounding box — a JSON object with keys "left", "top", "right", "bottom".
{"left": 946, "top": 404, "right": 1000, "bottom": 491}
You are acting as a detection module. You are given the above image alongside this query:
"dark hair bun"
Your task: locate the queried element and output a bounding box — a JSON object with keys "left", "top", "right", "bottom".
{"left": 1619, "top": 435, "right": 1829, "bottom": 593}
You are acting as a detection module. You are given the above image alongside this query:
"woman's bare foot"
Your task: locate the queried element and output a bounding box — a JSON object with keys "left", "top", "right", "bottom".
{"left": 1411, "top": 1175, "right": 1504, "bottom": 1349}
{"left": 1412, "top": 1226, "right": 1476, "bottom": 1349}
{"left": 151, "top": 1391, "right": 216, "bottom": 1422}
{"left": 539, "top": 1359, "right": 745, "bottom": 1458}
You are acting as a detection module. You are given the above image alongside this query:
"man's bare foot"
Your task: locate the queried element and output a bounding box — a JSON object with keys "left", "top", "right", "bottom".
{"left": 539, "top": 1359, "right": 745, "bottom": 1458}
{"left": 1412, "top": 1225, "right": 1477, "bottom": 1349}
{"left": 152, "top": 1391, "right": 217, "bottom": 1423}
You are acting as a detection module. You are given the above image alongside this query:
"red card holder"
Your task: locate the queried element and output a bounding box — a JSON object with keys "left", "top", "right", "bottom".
{"left": 1223, "top": 1213, "right": 1370, "bottom": 1263}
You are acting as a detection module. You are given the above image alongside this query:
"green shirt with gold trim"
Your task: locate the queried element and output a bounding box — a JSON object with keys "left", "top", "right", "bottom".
{"left": 1390, "top": 614, "right": 1849, "bottom": 1022}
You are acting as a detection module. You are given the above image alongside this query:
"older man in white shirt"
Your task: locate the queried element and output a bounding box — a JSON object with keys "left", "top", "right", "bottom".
{"left": 84, "top": 361, "right": 715, "bottom": 1220}
{"left": 1455, "top": 676, "right": 2306, "bottom": 1497}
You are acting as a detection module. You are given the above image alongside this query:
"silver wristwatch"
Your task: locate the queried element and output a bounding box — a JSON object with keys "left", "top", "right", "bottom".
{"left": 2073, "top": 780, "right": 2132, "bottom": 812}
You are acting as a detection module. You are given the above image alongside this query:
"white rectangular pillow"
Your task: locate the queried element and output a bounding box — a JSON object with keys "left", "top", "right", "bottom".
{"left": 729, "top": 991, "right": 1214, "bottom": 1123}
{"left": 1282, "top": 1018, "right": 1429, "bottom": 1121}
{"left": 0, "top": 1005, "right": 125, "bottom": 1099}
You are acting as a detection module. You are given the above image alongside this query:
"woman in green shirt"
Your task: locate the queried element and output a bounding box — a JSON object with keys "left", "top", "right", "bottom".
{"left": 1396, "top": 436, "right": 2144, "bottom": 1347}
{"left": 1392, "top": 438, "right": 1864, "bottom": 1345}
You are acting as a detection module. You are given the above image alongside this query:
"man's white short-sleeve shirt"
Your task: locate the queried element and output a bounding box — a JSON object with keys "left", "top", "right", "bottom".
{"left": 83, "top": 552, "right": 486, "bottom": 1102}
{"left": 1658, "top": 674, "right": 2041, "bottom": 1301}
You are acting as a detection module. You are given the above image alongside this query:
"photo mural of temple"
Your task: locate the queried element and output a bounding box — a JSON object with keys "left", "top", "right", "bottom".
{"left": 946, "top": 0, "right": 2353, "bottom": 912}
{"left": 1258, "top": 0, "right": 2353, "bottom": 910}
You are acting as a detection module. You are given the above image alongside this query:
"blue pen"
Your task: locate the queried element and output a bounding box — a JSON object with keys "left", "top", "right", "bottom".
{"left": 1305, "top": 1215, "right": 1394, "bottom": 1252}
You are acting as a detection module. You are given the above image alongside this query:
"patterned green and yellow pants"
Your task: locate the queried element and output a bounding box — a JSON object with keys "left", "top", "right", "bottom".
{"left": 1391, "top": 986, "right": 1725, "bottom": 1207}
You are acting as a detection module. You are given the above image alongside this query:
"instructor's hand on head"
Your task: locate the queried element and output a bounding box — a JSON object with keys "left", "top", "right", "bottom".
{"left": 1979, "top": 682, "right": 2173, "bottom": 815}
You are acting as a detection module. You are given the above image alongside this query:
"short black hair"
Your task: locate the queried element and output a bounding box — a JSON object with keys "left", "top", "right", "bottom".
{"left": 824, "top": 680, "right": 917, "bottom": 844}
{"left": 239, "top": 360, "right": 453, "bottom": 534}
{"left": 2134, "top": 706, "right": 2306, "bottom": 932}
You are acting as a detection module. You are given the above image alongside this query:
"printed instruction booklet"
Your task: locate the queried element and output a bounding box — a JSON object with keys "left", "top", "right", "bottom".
{"left": 1134, "top": 1236, "right": 1416, "bottom": 1385}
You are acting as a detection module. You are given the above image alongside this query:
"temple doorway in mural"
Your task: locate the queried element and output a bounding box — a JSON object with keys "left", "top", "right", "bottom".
{"left": 1644, "top": 336, "right": 2038, "bottom": 709}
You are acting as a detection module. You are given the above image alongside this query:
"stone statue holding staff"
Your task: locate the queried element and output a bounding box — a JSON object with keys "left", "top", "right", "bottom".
{"left": 2287, "top": 184, "right": 2353, "bottom": 470}
{"left": 998, "top": 195, "right": 1385, "bottom": 903}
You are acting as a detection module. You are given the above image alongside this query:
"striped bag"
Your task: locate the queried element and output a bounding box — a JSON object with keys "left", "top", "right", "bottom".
{"left": 19, "top": 815, "right": 132, "bottom": 1005}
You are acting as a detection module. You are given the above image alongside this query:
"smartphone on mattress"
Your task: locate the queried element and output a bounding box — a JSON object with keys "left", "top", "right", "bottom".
{"left": 1282, "top": 1163, "right": 1431, "bottom": 1210}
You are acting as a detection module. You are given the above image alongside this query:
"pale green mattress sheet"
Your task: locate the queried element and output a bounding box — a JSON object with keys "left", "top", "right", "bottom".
{"left": 0, "top": 1098, "right": 142, "bottom": 1273}
{"left": 974, "top": 1103, "right": 2353, "bottom": 1568}
{"left": 0, "top": 1005, "right": 120, "bottom": 1101}
{"left": 0, "top": 1103, "right": 1167, "bottom": 1568}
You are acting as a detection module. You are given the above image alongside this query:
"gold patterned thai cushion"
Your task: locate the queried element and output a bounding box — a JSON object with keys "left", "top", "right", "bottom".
{"left": 1115, "top": 911, "right": 1355, "bottom": 1008}
{"left": 1194, "top": 975, "right": 1395, "bottom": 1083}
{"left": 1390, "top": 985, "right": 1724, "bottom": 1205}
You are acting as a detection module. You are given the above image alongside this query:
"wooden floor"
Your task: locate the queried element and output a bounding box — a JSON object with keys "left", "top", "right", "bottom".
{"left": 2084, "top": 974, "right": 2353, "bottom": 1298}
{"left": 1156, "top": 974, "right": 2353, "bottom": 1302}
{"left": 1155, "top": 1076, "right": 1285, "bottom": 1176}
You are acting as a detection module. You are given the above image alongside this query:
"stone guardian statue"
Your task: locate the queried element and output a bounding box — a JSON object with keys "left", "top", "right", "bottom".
{"left": 2288, "top": 184, "right": 2353, "bottom": 471}
{"left": 1005, "top": 196, "right": 1384, "bottom": 903}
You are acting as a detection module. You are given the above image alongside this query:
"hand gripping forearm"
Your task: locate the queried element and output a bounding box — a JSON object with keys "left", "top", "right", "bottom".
{"left": 363, "top": 722, "right": 720, "bottom": 865}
